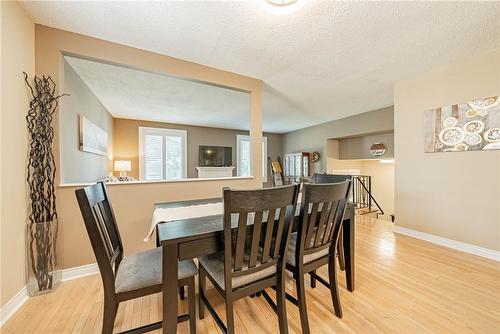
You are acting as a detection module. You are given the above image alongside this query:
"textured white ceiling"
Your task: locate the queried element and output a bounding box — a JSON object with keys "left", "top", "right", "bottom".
{"left": 22, "top": 1, "right": 500, "bottom": 133}
{"left": 65, "top": 56, "right": 251, "bottom": 130}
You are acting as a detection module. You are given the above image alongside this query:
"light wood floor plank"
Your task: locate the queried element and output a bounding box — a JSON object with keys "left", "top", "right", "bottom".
{"left": 2, "top": 216, "right": 499, "bottom": 333}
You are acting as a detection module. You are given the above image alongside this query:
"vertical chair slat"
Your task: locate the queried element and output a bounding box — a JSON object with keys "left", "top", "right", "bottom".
{"left": 314, "top": 201, "right": 332, "bottom": 247}
{"left": 273, "top": 206, "right": 287, "bottom": 258}
{"left": 97, "top": 201, "right": 120, "bottom": 251}
{"left": 322, "top": 200, "right": 338, "bottom": 245}
{"left": 96, "top": 204, "right": 116, "bottom": 255}
{"left": 233, "top": 211, "right": 248, "bottom": 271}
{"left": 248, "top": 210, "right": 263, "bottom": 268}
{"left": 304, "top": 203, "right": 319, "bottom": 249}
{"left": 92, "top": 206, "right": 113, "bottom": 259}
{"left": 326, "top": 200, "right": 341, "bottom": 244}
{"left": 261, "top": 208, "right": 276, "bottom": 263}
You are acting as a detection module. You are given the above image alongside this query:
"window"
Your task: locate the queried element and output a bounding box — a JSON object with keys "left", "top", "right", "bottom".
{"left": 236, "top": 135, "right": 268, "bottom": 182}
{"left": 139, "top": 127, "right": 187, "bottom": 180}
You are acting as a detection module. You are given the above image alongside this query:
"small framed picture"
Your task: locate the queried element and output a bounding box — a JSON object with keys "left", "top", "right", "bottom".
{"left": 79, "top": 115, "right": 108, "bottom": 156}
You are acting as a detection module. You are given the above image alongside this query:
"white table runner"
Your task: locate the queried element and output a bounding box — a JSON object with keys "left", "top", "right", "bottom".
{"left": 144, "top": 202, "right": 224, "bottom": 241}
{"left": 146, "top": 193, "right": 304, "bottom": 242}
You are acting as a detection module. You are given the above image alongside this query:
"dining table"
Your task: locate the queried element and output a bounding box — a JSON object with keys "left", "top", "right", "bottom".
{"left": 155, "top": 197, "right": 356, "bottom": 334}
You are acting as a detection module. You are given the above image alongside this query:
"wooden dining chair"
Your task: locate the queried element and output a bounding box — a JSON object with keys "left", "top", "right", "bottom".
{"left": 285, "top": 181, "right": 351, "bottom": 334}
{"left": 310, "top": 173, "right": 353, "bottom": 274}
{"left": 198, "top": 185, "right": 300, "bottom": 334}
{"left": 75, "top": 182, "right": 197, "bottom": 334}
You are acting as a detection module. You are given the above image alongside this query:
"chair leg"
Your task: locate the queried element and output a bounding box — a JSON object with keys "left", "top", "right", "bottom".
{"left": 337, "top": 228, "right": 346, "bottom": 271}
{"left": 187, "top": 278, "right": 196, "bottom": 334}
{"left": 102, "top": 297, "right": 117, "bottom": 334}
{"left": 310, "top": 271, "right": 317, "bottom": 288}
{"left": 276, "top": 276, "right": 289, "bottom": 334}
{"left": 296, "top": 270, "right": 310, "bottom": 334}
{"left": 198, "top": 267, "right": 206, "bottom": 320}
{"left": 179, "top": 286, "right": 185, "bottom": 300}
{"left": 226, "top": 298, "right": 235, "bottom": 334}
{"left": 328, "top": 254, "right": 343, "bottom": 318}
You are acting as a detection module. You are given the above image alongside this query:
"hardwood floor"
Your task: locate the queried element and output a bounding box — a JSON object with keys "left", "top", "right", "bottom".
{"left": 3, "top": 216, "right": 499, "bottom": 333}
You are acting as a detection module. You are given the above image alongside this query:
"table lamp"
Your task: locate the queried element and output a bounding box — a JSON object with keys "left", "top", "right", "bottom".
{"left": 114, "top": 160, "right": 131, "bottom": 177}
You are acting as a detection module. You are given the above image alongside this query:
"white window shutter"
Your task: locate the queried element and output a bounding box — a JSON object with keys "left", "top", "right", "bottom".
{"left": 144, "top": 134, "right": 163, "bottom": 180}
{"left": 165, "top": 135, "right": 183, "bottom": 179}
{"left": 139, "top": 127, "right": 187, "bottom": 181}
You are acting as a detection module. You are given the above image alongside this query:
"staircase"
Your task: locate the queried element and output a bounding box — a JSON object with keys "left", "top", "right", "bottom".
{"left": 351, "top": 175, "right": 384, "bottom": 219}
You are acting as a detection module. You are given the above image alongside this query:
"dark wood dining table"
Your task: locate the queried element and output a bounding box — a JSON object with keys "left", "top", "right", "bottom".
{"left": 156, "top": 198, "right": 356, "bottom": 334}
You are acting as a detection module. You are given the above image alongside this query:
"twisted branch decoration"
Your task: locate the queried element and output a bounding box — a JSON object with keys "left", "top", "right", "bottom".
{"left": 24, "top": 72, "right": 68, "bottom": 292}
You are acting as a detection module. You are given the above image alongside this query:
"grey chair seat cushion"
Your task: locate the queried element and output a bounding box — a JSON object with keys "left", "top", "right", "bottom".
{"left": 286, "top": 231, "right": 329, "bottom": 267}
{"left": 115, "top": 247, "right": 197, "bottom": 294}
{"left": 199, "top": 251, "right": 276, "bottom": 290}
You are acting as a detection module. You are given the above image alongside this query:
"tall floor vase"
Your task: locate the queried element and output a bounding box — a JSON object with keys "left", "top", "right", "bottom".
{"left": 24, "top": 72, "right": 66, "bottom": 296}
{"left": 26, "top": 220, "right": 60, "bottom": 295}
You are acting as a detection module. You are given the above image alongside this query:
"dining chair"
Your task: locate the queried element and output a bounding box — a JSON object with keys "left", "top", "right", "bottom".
{"left": 75, "top": 182, "right": 198, "bottom": 334}
{"left": 285, "top": 181, "right": 351, "bottom": 334}
{"left": 198, "top": 185, "right": 300, "bottom": 334}
{"left": 310, "top": 173, "right": 352, "bottom": 276}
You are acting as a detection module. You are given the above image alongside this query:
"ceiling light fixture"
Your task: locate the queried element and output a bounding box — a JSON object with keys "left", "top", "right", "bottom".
{"left": 262, "top": 0, "right": 305, "bottom": 15}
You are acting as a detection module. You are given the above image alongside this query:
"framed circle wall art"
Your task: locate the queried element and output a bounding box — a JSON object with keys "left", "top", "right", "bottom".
{"left": 424, "top": 95, "right": 500, "bottom": 153}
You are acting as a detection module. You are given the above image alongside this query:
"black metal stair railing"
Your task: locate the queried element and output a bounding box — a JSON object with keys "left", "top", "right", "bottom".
{"left": 351, "top": 175, "right": 384, "bottom": 217}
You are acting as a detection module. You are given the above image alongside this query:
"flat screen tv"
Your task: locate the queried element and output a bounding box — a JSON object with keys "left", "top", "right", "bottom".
{"left": 199, "top": 145, "right": 232, "bottom": 167}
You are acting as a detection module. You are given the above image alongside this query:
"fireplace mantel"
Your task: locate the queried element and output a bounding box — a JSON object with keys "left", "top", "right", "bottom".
{"left": 196, "top": 166, "right": 235, "bottom": 178}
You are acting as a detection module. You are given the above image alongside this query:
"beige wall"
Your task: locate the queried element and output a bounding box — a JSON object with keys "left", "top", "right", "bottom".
{"left": 0, "top": 1, "right": 34, "bottom": 307}
{"left": 283, "top": 106, "right": 394, "bottom": 173}
{"left": 338, "top": 132, "right": 394, "bottom": 160}
{"left": 34, "top": 25, "right": 263, "bottom": 269}
{"left": 394, "top": 48, "right": 500, "bottom": 251}
{"left": 113, "top": 118, "right": 283, "bottom": 186}
{"left": 61, "top": 59, "right": 113, "bottom": 183}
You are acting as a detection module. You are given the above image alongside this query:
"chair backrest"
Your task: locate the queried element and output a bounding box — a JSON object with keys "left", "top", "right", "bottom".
{"left": 222, "top": 185, "right": 299, "bottom": 289}
{"left": 75, "top": 182, "right": 124, "bottom": 293}
{"left": 312, "top": 173, "right": 352, "bottom": 184}
{"left": 296, "top": 181, "right": 351, "bottom": 260}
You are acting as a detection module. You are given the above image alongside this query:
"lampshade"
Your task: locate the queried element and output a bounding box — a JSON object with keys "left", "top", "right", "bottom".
{"left": 114, "top": 160, "right": 131, "bottom": 172}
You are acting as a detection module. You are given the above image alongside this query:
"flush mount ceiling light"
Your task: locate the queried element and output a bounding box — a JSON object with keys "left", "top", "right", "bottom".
{"left": 262, "top": 0, "right": 305, "bottom": 15}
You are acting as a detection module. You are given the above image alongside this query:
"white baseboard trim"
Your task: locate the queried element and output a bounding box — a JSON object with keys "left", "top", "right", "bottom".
{"left": 0, "top": 263, "right": 99, "bottom": 327}
{"left": 0, "top": 285, "right": 28, "bottom": 327}
{"left": 393, "top": 226, "right": 500, "bottom": 262}
{"left": 60, "top": 263, "right": 99, "bottom": 282}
